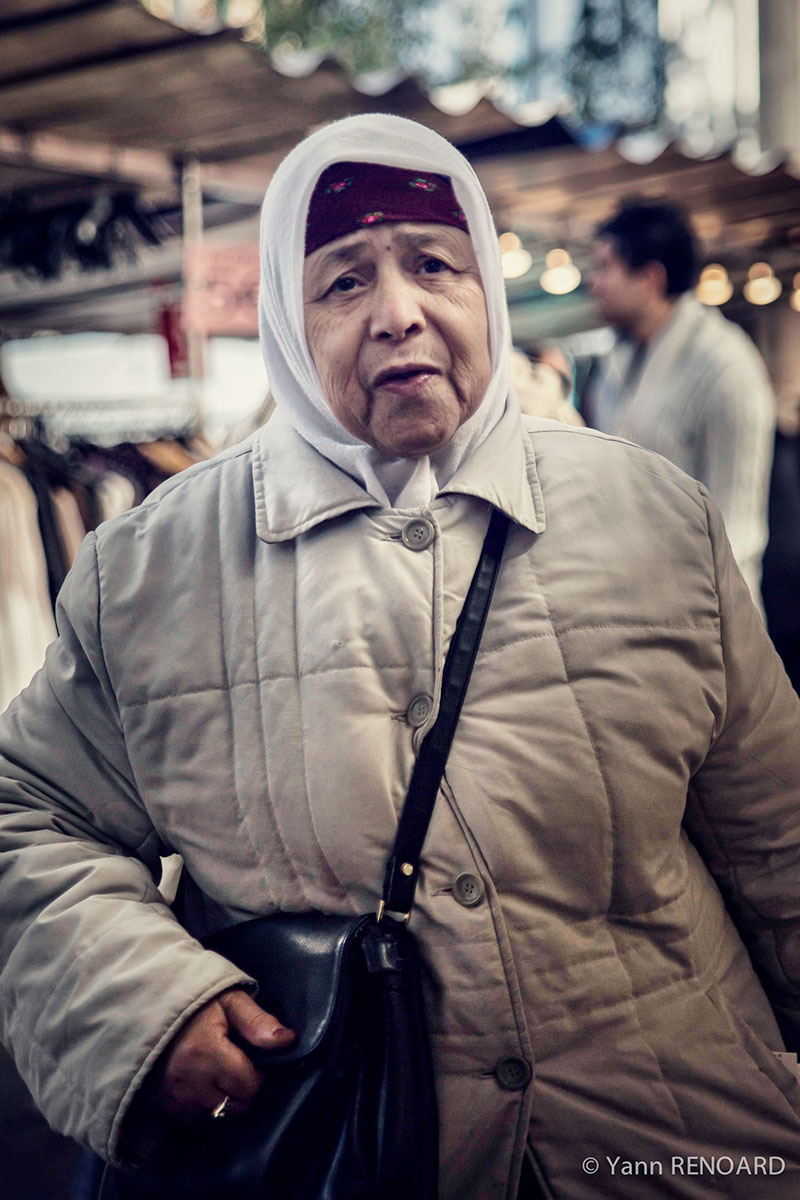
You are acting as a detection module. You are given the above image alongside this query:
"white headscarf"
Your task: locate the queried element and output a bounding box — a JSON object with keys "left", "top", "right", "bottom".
{"left": 258, "top": 113, "right": 511, "bottom": 509}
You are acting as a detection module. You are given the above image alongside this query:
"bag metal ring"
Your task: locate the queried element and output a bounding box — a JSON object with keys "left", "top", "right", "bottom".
{"left": 211, "top": 1094, "right": 233, "bottom": 1120}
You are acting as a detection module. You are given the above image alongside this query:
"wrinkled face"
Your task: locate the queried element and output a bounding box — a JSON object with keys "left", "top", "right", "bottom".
{"left": 303, "top": 222, "right": 492, "bottom": 457}
{"left": 589, "top": 237, "right": 649, "bottom": 334}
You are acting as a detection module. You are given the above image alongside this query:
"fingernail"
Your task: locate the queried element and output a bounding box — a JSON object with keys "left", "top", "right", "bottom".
{"left": 271, "top": 1025, "right": 293, "bottom": 1039}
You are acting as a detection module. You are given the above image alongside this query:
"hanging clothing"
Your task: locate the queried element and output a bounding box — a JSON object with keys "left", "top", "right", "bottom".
{"left": 95, "top": 472, "right": 138, "bottom": 523}
{"left": 20, "top": 450, "right": 71, "bottom": 608}
{"left": 0, "top": 459, "right": 56, "bottom": 712}
{"left": 51, "top": 485, "right": 86, "bottom": 568}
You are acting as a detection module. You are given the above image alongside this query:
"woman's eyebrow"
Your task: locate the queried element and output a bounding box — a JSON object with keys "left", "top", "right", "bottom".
{"left": 305, "top": 241, "right": 371, "bottom": 292}
{"left": 394, "top": 230, "right": 458, "bottom": 253}
{"left": 319, "top": 240, "right": 371, "bottom": 268}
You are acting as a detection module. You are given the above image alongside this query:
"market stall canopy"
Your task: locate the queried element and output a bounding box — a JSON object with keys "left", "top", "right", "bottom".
{"left": 0, "top": 0, "right": 550, "bottom": 205}
{"left": 1, "top": 0, "right": 798, "bottom": 342}
{"left": 0, "top": 0, "right": 577, "bottom": 335}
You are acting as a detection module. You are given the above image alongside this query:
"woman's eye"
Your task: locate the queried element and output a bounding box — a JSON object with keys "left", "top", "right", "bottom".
{"left": 326, "top": 274, "right": 359, "bottom": 295}
{"left": 420, "top": 257, "right": 448, "bottom": 274}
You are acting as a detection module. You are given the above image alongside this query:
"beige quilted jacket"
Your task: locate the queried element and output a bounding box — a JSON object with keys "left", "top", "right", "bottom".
{"left": 2, "top": 405, "right": 800, "bottom": 1199}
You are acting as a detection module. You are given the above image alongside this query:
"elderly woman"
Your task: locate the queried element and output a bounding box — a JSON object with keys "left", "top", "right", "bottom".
{"left": 2, "top": 114, "right": 800, "bottom": 1200}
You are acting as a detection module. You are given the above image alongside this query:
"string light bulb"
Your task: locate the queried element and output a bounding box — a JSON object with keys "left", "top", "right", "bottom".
{"left": 498, "top": 231, "right": 521, "bottom": 253}
{"left": 790, "top": 272, "right": 800, "bottom": 313}
{"left": 696, "top": 263, "right": 733, "bottom": 306}
{"left": 500, "top": 231, "right": 533, "bottom": 279}
{"left": 540, "top": 248, "right": 581, "bottom": 295}
{"left": 743, "top": 262, "right": 782, "bottom": 306}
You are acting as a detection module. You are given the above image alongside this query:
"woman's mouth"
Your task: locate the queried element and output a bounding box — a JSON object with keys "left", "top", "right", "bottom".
{"left": 373, "top": 366, "right": 440, "bottom": 395}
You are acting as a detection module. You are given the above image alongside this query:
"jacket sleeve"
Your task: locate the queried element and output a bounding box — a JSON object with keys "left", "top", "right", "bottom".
{"left": 0, "top": 533, "right": 252, "bottom": 1165}
{"left": 684, "top": 486, "right": 800, "bottom": 1048}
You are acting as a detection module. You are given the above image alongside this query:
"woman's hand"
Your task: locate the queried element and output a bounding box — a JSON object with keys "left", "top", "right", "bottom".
{"left": 151, "top": 988, "right": 295, "bottom": 1120}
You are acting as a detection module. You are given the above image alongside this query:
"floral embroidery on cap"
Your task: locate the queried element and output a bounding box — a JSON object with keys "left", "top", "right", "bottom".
{"left": 306, "top": 163, "right": 466, "bottom": 255}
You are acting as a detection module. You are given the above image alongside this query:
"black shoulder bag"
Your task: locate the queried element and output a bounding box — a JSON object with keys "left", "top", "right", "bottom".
{"left": 114, "top": 508, "right": 510, "bottom": 1200}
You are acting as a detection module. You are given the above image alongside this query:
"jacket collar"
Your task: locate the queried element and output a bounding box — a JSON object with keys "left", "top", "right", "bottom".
{"left": 253, "top": 404, "right": 545, "bottom": 543}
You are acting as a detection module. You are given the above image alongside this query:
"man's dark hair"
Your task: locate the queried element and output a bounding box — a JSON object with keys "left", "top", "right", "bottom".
{"left": 597, "top": 200, "right": 699, "bottom": 296}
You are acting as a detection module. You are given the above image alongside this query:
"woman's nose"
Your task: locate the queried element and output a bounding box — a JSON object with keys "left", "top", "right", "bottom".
{"left": 369, "top": 274, "right": 426, "bottom": 341}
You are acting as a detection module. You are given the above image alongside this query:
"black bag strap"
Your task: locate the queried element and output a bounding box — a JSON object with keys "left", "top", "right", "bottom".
{"left": 381, "top": 507, "right": 510, "bottom": 919}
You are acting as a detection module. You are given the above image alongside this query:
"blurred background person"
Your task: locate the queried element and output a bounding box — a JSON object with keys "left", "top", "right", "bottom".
{"left": 509, "top": 343, "right": 583, "bottom": 426}
{"left": 762, "top": 386, "right": 800, "bottom": 694}
{"left": 587, "top": 200, "right": 775, "bottom": 608}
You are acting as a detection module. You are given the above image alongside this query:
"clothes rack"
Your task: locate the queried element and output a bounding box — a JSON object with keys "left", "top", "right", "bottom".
{"left": 0, "top": 391, "right": 210, "bottom": 713}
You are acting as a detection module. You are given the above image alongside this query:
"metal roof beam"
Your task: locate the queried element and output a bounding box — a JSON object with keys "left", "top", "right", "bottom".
{"left": 0, "top": 0, "right": 117, "bottom": 36}
{"left": 0, "top": 25, "right": 232, "bottom": 92}
{"left": 0, "top": 126, "right": 176, "bottom": 188}
{"left": 0, "top": 126, "right": 268, "bottom": 205}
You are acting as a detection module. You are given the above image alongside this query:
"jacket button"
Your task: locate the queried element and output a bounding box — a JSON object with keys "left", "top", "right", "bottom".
{"left": 407, "top": 693, "right": 433, "bottom": 728}
{"left": 401, "top": 518, "right": 434, "bottom": 550}
{"left": 494, "top": 1056, "right": 532, "bottom": 1091}
{"left": 453, "top": 872, "right": 484, "bottom": 907}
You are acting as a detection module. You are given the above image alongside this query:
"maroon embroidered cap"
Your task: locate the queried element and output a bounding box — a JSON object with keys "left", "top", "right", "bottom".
{"left": 305, "top": 161, "right": 469, "bottom": 256}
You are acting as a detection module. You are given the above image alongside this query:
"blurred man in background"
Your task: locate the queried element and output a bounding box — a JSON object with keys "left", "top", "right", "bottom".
{"left": 588, "top": 200, "right": 775, "bottom": 606}
{"left": 762, "top": 387, "right": 800, "bottom": 693}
